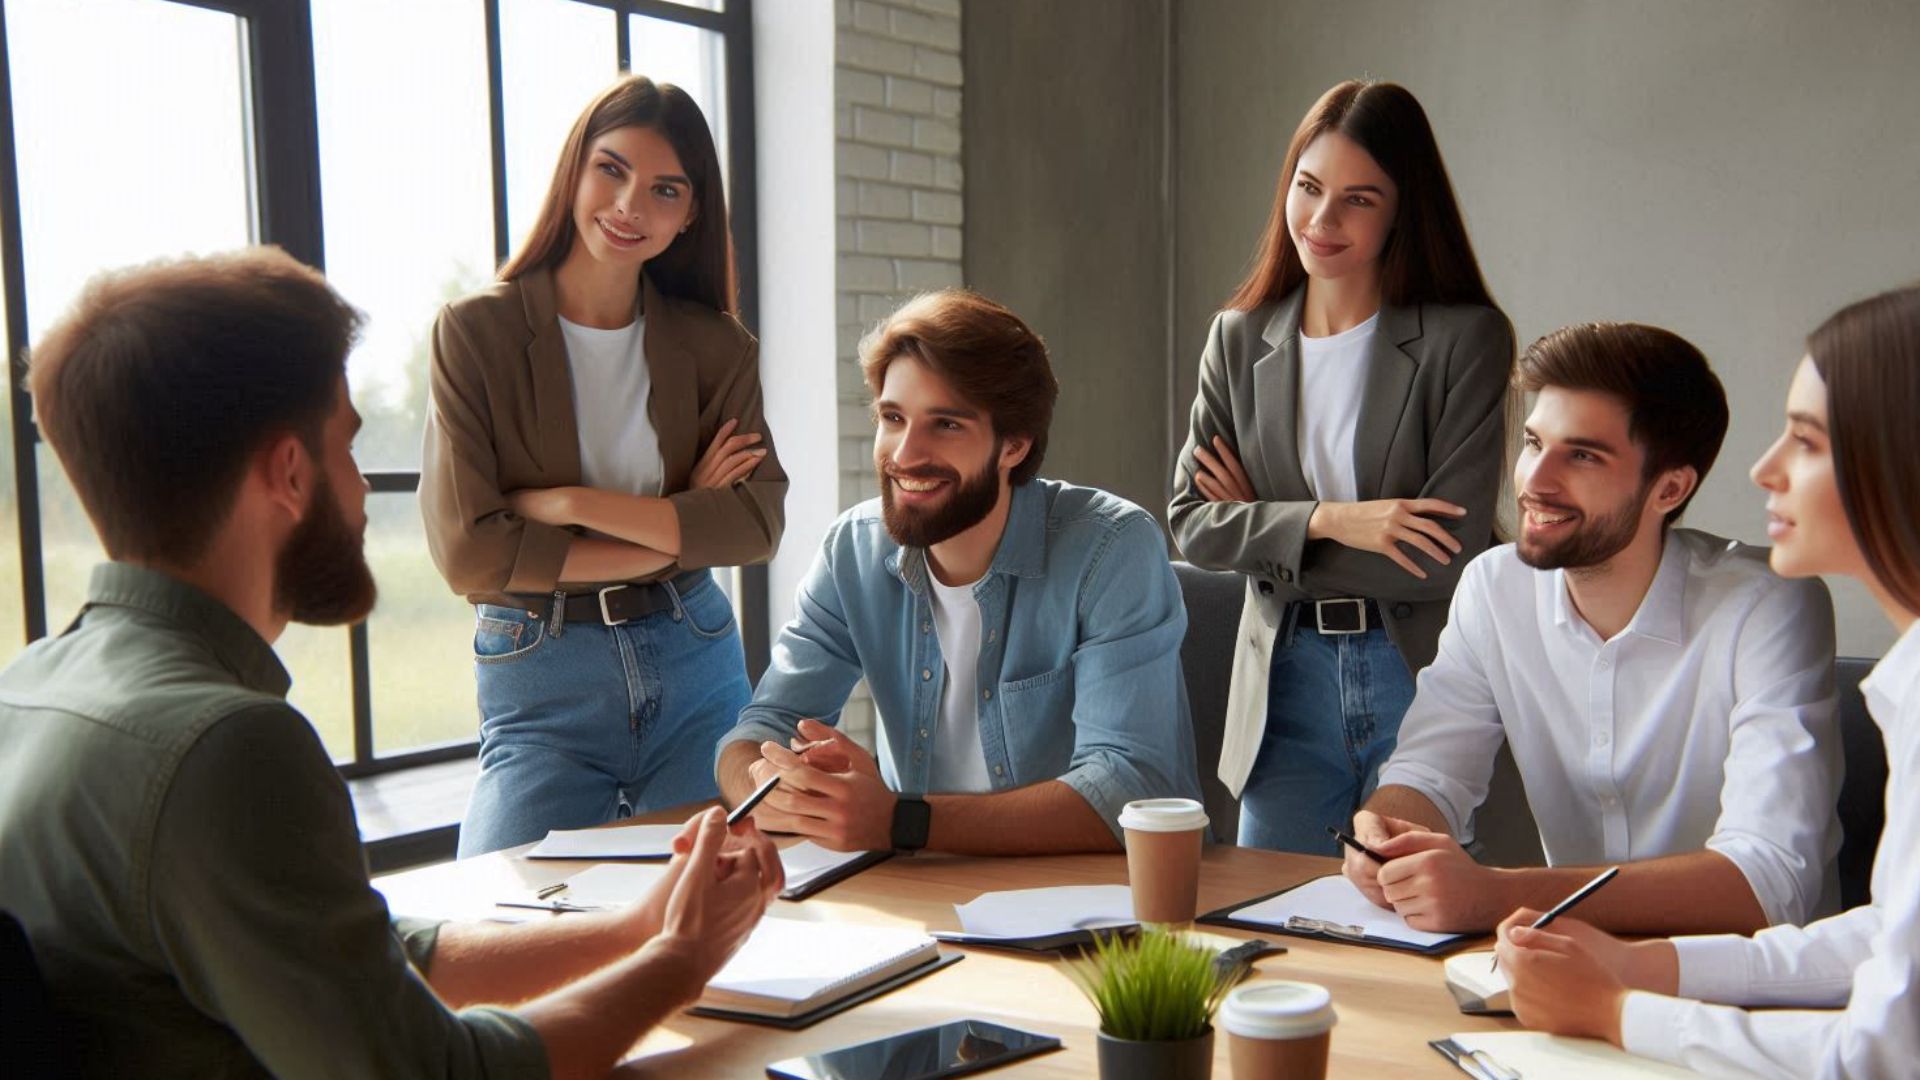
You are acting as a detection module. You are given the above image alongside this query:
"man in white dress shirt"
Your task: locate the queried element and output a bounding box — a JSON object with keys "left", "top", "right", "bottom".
{"left": 1342, "top": 322, "right": 1840, "bottom": 935}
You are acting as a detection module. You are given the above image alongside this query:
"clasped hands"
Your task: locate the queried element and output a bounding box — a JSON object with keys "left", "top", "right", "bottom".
{"left": 741, "top": 717, "right": 899, "bottom": 852}
{"left": 1343, "top": 811, "right": 1673, "bottom": 1046}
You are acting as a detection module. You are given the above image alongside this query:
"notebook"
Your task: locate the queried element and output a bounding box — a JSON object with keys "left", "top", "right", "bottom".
{"left": 925, "top": 885, "right": 1137, "bottom": 951}
{"left": 694, "top": 916, "right": 945, "bottom": 1021}
{"left": 1432, "top": 1031, "right": 1697, "bottom": 1078}
{"left": 1199, "top": 874, "right": 1470, "bottom": 954}
{"left": 777, "top": 842, "right": 893, "bottom": 901}
{"left": 1441, "top": 950, "right": 1510, "bottom": 1014}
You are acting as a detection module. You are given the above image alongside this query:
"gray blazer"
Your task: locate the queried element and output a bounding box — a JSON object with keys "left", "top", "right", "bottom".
{"left": 1169, "top": 290, "right": 1511, "bottom": 791}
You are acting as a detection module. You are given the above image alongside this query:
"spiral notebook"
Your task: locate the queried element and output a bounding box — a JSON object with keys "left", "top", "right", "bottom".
{"left": 692, "top": 917, "right": 949, "bottom": 1022}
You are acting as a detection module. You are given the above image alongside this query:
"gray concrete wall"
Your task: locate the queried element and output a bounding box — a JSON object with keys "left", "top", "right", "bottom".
{"left": 962, "top": 0, "right": 1174, "bottom": 520}
{"left": 966, "top": 0, "right": 1920, "bottom": 656}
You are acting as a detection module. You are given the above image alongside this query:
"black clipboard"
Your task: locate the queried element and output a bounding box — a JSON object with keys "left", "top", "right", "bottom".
{"left": 778, "top": 849, "right": 894, "bottom": 902}
{"left": 1197, "top": 875, "right": 1472, "bottom": 956}
{"left": 687, "top": 952, "right": 962, "bottom": 1030}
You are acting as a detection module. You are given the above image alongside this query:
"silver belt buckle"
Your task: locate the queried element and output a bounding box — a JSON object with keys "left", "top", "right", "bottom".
{"left": 596, "top": 584, "right": 630, "bottom": 626}
{"left": 1314, "top": 598, "right": 1367, "bottom": 634}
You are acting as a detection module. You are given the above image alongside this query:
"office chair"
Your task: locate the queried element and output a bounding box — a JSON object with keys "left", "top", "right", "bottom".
{"left": 1835, "top": 656, "right": 1886, "bottom": 911}
{"left": 1, "top": 908, "right": 62, "bottom": 1078}
{"left": 1171, "top": 561, "right": 1244, "bottom": 844}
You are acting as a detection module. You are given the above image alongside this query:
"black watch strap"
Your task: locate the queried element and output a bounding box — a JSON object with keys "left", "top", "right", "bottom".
{"left": 890, "top": 794, "right": 931, "bottom": 852}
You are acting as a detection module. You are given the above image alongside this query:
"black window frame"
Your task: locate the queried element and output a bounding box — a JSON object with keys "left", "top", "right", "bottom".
{"left": 0, "top": 0, "right": 766, "bottom": 782}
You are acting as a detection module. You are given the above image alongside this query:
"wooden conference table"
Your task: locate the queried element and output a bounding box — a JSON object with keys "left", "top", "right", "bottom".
{"left": 373, "top": 810, "right": 1521, "bottom": 1077}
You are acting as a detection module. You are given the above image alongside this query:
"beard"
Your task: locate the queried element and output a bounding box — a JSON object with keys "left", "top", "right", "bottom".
{"left": 274, "top": 469, "right": 377, "bottom": 626}
{"left": 879, "top": 445, "right": 1003, "bottom": 549}
{"left": 1515, "top": 482, "right": 1650, "bottom": 571}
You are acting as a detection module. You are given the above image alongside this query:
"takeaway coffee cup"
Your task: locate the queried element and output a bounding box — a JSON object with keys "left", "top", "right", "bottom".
{"left": 1220, "top": 981, "right": 1337, "bottom": 1078}
{"left": 1117, "top": 797, "right": 1209, "bottom": 925}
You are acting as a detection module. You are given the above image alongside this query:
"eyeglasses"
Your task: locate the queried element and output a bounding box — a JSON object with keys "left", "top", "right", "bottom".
{"left": 1284, "top": 915, "right": 1370, "bottom": 941}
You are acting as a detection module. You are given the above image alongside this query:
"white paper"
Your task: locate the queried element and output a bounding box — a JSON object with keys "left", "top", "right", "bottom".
{"left": 525, "top": 824, "right": 682, "bottom": 859}
{"left": 1451, "top": 1032, "right": 1697, "bottom": 1078}
{"left": 1228, "top": 874, "right": 1461, "bottom": 948}
{"left": 953, "top": 884, "right": 1136, "bottom": 938}
{"left": 550, "top": 862, "right": 671, "bottom": 908}
{"left": 510, "top": 845, "right": 872, "bottom": 911}
{"left": 779, "top": 841, "right": 877, "bottom": 893}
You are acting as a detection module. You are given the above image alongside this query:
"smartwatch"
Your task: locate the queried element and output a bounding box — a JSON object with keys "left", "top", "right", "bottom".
{"left": 890, "top": 794, "right": 931, "bottom": 852}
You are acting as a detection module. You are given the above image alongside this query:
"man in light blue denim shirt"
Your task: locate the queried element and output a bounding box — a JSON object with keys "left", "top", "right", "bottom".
{"left": 716, "top": 290, "right": 1201, "bottom": 854}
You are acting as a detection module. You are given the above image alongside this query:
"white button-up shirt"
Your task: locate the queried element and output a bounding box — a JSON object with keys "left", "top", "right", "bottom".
{"left": 1619, "top": 618, "right": 1920, "bottom": 1078}
{"left": 1377, "top": 529, "right": 1840, "bottom": 925}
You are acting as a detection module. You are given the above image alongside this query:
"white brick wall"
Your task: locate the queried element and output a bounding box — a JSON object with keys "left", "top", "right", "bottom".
{"left": 834, "top": 0, "right": 963, "bottom": 744}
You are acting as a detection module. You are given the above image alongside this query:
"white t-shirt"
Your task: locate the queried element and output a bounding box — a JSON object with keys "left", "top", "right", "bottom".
{"left": 558, "top": 314, "right": 664, "bottom": 498}
{"left": 1295, "top": 312, "right": 1377, "bottom": 503}
{"left": 927, "top": 573, "right": 992, "bottom": 793}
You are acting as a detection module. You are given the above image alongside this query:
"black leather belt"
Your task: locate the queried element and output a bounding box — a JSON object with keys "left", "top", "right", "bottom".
{"left": 547, "top": 571, "right": 706, "bottom": 626}
{"left": 1304, "top": 598, "right": 1381, "bottom": 635}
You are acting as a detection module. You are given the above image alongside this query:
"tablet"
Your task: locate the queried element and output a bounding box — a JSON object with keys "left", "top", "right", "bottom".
{"left": 766, "top": 1018, "right": 1062, "bottom": 1080}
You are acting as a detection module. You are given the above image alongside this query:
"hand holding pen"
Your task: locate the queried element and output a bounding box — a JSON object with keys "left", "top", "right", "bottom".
{"left": 1328, "top": 824, "right": 1388, "bottom": 864}
{"left": 1492, "top": 866, "right": 1620, "bottom": 971}
{"left": 1489, "top": 867, "right": 1639, "bottom": 1046}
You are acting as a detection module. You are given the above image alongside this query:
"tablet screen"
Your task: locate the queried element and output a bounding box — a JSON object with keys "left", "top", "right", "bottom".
{"left": 766, "top": 1018, "right": 1062, "bottom": 1080}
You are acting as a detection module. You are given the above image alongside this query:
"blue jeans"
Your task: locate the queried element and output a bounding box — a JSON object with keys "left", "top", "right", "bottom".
{"left": 1237, "top": 612, "right": 1415, "bottom": 855}
{"left": 456, "top": 571, "right": 750, "bottom": 857}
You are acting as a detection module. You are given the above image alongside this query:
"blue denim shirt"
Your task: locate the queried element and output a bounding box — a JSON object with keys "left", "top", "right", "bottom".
{"left": 720, "top": 478, "right": 1202, "bottom": 839}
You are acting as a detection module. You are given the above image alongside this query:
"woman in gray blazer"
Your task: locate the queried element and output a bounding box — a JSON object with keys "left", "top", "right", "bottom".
{"left": 1169, "top": 80, "right": 1513, "bottom": 854}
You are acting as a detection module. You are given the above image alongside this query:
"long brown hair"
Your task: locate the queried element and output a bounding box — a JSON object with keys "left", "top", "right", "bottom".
{"left": 1807, "top": 284, "right": 1920, "bottom": 613}
{"left": 1227, "top": 80, "right": 1498, "bottom": 315}
{"left": 499, "top": 75, "right": 735, "bottom": 315}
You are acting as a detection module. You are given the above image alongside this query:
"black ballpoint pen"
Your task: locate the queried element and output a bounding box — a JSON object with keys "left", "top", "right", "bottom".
{"left": 1493, "top": 865, "right": 1621, "bottom": 972}
{"left": 1326, "top": 825, "right": 1388, "bottom": 865}
{"left": 728, "top": 773, "right": 781, "bottom": 826}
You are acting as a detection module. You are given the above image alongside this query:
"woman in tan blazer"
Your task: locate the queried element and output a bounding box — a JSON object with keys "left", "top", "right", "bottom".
{"left": 1169, "top": 80, "right": 1512, "bottom": 855}
{"left": 422, "top": 77, "right": 786, "bottom": 856}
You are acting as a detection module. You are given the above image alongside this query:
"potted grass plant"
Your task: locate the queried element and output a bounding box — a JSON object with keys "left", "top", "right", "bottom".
{"left": 1064, "top": 927, "right": 1245, "bottom": 1080}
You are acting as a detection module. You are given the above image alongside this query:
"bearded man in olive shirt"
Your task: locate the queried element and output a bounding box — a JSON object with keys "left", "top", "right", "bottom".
{"left": 0, "top": 249, "right": 783, "bottom": 1079}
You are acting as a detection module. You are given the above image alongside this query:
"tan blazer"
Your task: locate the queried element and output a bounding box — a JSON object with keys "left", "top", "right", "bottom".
{"left": 420, "top": 268, "right": 787, "bottom": 607}
{"left": 1168, "top": 289, "right": 1512, "bottom": 796}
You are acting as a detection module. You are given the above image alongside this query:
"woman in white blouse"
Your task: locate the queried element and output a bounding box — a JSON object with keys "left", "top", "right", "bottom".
{"left": 1492, "top": 283, "right": 1920, "bottom": 1078}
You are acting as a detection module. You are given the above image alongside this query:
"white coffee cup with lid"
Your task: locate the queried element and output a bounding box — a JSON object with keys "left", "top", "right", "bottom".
{"left": 1220, "top": 981, "right": 1337, "bottom": 1078}
{"left": 1117, "top": 798, "right": 1208, "bottom": 924}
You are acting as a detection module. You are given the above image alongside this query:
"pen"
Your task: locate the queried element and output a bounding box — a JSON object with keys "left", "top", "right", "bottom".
{"left": 1493, "top": 864, "right": 1621, "bottom": 972}
{"left": 1326, "top": 825, "right": 1388, "bottom": 865}
{"left": 496, "top": 899, "right": 602, "bottom": 914}
{"left": 728, "top": 773, "right": 780, "bottom": 826}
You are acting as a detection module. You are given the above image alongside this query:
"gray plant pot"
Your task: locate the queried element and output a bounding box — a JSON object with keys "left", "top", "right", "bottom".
{"left": 1095, "top": 1025, "right": 1214, "bottom": 1080}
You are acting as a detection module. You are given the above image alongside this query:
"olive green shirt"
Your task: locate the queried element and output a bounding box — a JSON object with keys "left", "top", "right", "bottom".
{"left": 0, "top": 564, "right": 547, "bottom": 1078}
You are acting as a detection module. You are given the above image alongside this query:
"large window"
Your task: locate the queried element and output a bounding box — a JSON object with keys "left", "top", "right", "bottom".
{"left": 0, "top": 0, "right": 763, "bottom": 778}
